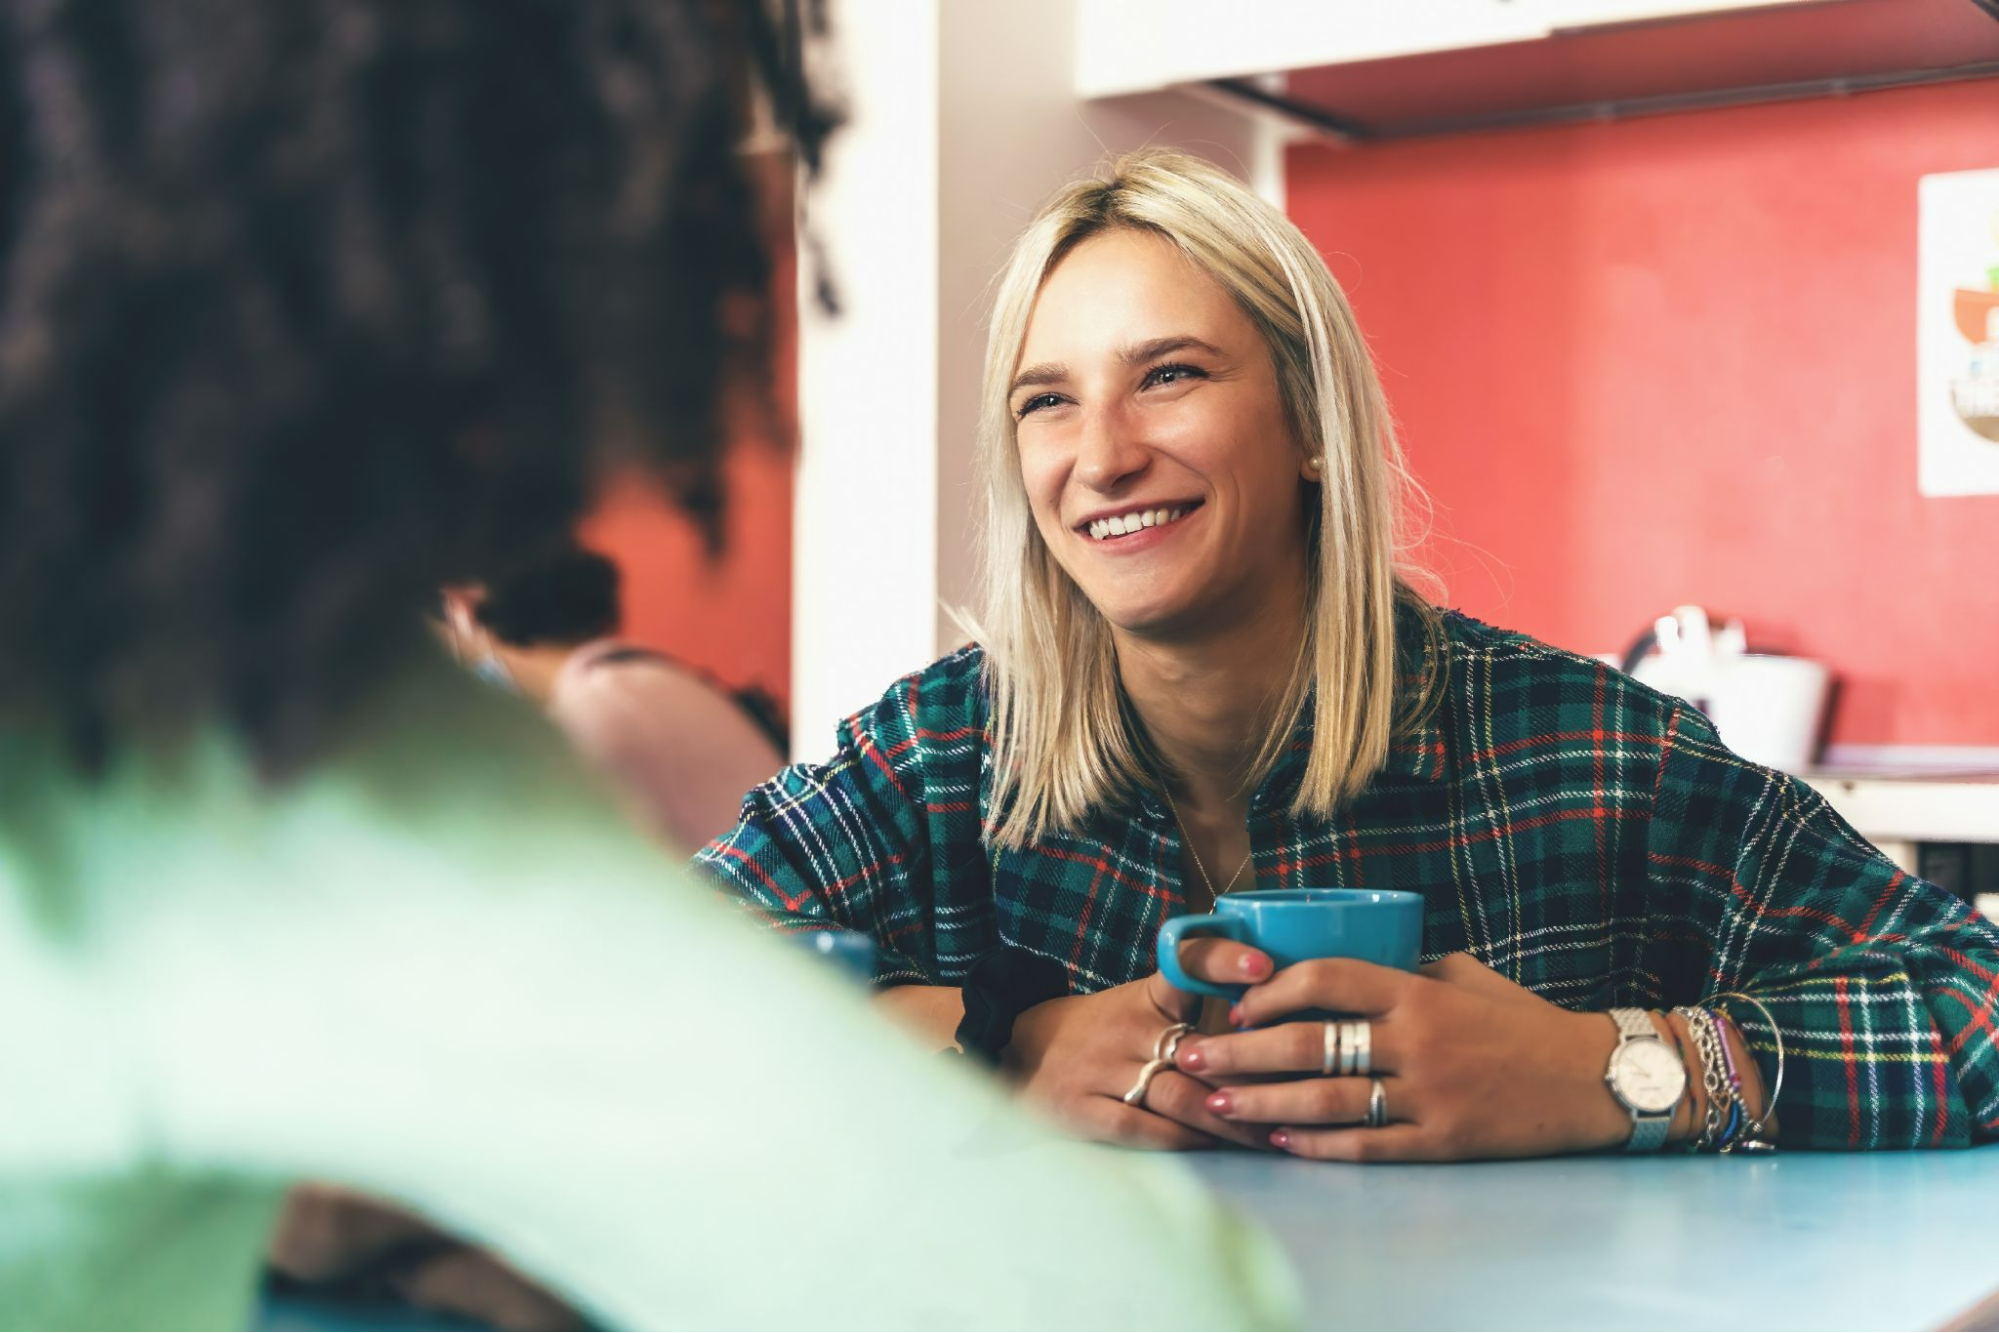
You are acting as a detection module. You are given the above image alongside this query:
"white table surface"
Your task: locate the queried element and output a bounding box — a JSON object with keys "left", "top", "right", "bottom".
{"left": 1194, "top": 1145, "right": 1999, "bottom": 1330}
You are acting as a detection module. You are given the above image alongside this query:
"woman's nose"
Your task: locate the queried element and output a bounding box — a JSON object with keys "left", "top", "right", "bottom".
{"left": 1072, "top": 402, "right": 1150, "bottom": 492}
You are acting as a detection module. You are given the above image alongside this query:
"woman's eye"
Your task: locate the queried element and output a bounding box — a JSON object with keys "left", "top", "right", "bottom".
{"left": 1143, "top": 363, "right": 1205, "bottom": 389}
{"left": 1015, "top": 393, "right": 1065, "bottom": 419}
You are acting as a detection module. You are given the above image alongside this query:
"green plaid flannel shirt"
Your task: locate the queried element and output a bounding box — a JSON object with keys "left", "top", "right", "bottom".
{"left": 698, "top": 610, "right": 1999, "bottom": 1150}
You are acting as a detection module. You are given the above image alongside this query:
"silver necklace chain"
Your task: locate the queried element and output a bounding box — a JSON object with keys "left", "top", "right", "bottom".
{"left": 1159, "top": 781, "right": 1254, "bottom": 903}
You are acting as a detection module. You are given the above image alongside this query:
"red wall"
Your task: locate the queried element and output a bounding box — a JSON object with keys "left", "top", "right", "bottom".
{"left": 1287, "top": 79, "right": 1999, "bottom": 749}
{"left": 581, "top": 441, "right": 792, "bottom": 709}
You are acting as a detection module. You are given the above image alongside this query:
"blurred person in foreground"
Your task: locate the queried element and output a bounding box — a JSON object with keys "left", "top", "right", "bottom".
{"left": 440, "top": 542, "right": 785, "bottom": 852}
{"left": 0, "top": 4, "right": 1295, "bottom": 1329}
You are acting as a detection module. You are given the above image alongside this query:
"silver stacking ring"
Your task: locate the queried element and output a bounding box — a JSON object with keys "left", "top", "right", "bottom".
{"left": 1122, "top": 1058, "right": 1172, "bottom": 1108}
{"left": 1320, "top": 1020, "right": 1340, "bottom": 1077}
{"left": 1155, "top": 1020, "right": 1194, "bottom": 1065}
{"left": 1367, "top": 1078, "right": 1388, "bottom": 1128}
{"left": 1339, "top": 1020, "right": 1371, "bottom": 1077}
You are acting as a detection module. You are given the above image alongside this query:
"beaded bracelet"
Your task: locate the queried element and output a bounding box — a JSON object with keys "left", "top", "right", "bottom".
{"left": 1709, "top": 1007, "right": 1747, "bottom": 1152}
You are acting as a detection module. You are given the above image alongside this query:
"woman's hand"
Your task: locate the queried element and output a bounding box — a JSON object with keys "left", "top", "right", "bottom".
{"left": 1173, "top": 952, "right": 1629, "bottom": 1161}
{"left": 1002, "top": 939, "right": 1278, "bottom": 1151}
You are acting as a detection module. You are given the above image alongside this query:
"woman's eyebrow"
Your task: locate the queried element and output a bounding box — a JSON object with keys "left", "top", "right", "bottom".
{"left": 1010, "top": 335, "right": 1224, "bottom": 397}
{"left": 1010, "top": 362, "right": 1067, "bottom": 396}
{"left": 1118, "top": 334, "right": 1223, "bottom": 365}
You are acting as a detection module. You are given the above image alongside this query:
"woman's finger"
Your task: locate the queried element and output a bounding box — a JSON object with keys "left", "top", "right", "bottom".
{"left": 1270, "top": 1123, "right": 1432, "bottom": 1163}
{"left": 1178, "top": 1019, "right": 1402, "bottom": 1079}
{"left": 1234, "top": 957, "right": 1418, "bottom": 1027}
{"left": 1094, "top": 1096, "right": 1222, "bottom": 1151}
{"left": 1173, "top": 935, "right": 1274, "bottom": 988}
{"left": 1142, "top": 968, "right": 1204, "bottom": 1023}
{"left": 1206, "top": 1075, "right": 1402, "bottom": 1128}
{"left": 1139, "top": 1070, "right": 1277, "bottom": 1151}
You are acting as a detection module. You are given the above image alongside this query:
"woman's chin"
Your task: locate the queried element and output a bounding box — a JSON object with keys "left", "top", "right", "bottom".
{"left": 1094, "top": 596, "right": 1213, "bottom": 643}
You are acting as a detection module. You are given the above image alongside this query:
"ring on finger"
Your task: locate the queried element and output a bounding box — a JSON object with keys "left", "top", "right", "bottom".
{"left": 1122, "top": 1058, "right": 1172, "bottom": 1108}
{"left": 1154, "top": 1020, "right": 1194, "bottom": 1064}
{"left": 1319, "top": 1020, "right": 1340, "bottom": 1077}
{"left": 1339, "top": 1020, "right": 1372, "bottom": 1077}
{"left": 1367, "top": 1077, "right": 1388, "bottom": 1128}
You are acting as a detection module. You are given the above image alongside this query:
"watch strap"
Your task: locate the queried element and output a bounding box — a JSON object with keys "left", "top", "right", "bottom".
{"left": 1610, "top": 1006, "right": 1656, "bottom": 1042}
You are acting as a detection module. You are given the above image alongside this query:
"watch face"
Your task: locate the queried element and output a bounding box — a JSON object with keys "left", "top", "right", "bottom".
{"left": 1613, "top": 1040, "right": 1687, "bottom": 1114}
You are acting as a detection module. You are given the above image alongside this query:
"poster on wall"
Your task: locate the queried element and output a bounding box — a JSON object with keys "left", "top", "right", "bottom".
{"left": 1919, "top": 167, "right": 1999, "bottom": 497}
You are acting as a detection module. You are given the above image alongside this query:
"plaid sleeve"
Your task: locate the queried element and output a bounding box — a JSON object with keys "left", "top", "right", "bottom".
{"left": 1647, "top": 705, "right": 1999, "bottom": 1149}
{"left": 693, "top": 684, "right": 939, "bottom": 988}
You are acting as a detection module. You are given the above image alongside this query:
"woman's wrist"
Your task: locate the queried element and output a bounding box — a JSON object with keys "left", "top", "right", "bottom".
{"left": 1586, "top": 1008, "right": 1700, "bottom": 1150}
{"left": 1657, "top": 1006, "right": 1772, "bottom": 1147}
{"left": 876, "top": 984, "right": 966, "bottom": 1051}
{"left": 1660, "top": 1009, "right": 1700, "bottom": 1146}
{"left": 1567, "top": 1009, "right": 1637, "bottom": 1152}
{"left": 954, "top": 948, "right": 1072, "bottom": 1065}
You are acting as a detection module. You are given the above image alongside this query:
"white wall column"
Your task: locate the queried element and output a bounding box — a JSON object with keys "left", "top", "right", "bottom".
{"left": 791, "top": 2, "right": 942, "bottom": 757}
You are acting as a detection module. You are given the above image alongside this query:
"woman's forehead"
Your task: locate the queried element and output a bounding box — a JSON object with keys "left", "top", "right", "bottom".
{"left": 1019, "top": 230, "right": 1245, "bottom": 365}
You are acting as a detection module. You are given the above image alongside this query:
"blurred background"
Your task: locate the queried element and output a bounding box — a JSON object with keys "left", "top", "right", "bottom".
{"left": 602, "top": 0, "right": 1998, "bottom": 889}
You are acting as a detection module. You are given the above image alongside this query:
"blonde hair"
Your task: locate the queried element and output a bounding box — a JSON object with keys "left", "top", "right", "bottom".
{"left": 973, "top": 150, "right": 1440, "bottom": 848}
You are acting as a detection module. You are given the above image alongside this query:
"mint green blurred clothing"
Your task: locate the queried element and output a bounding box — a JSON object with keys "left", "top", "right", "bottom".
{"left": 0, "top": 655, "right": 1298, "bottom": 1330}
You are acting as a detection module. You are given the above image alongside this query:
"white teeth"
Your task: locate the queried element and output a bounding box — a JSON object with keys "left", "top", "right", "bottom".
{"left": 1086, "top": 504, "right": 1193, "bottom": 540}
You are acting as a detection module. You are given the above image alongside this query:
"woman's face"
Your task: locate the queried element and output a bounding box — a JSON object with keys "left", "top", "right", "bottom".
{"left": 1011, "top": 228, "right": 1315, "bottom": 642}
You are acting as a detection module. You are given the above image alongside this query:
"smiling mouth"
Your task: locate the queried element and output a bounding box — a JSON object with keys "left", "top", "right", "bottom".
{"left": 1081, "top": 501, "right": 1202, "bottom": 542}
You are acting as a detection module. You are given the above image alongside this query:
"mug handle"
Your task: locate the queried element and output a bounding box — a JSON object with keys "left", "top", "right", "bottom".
{"left": 1155, "top": 913, "right": 1248, "bottom": 999}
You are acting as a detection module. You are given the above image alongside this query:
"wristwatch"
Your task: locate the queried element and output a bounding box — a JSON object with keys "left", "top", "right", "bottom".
{"left": 1604, "top": 1007, "right": 1686, "bottom": 1152}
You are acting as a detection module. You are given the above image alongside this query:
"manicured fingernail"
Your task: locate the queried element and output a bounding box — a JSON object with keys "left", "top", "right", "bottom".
{"left": 1241, "top": 952, "right": 1271, "bottom": 980}
{"left": 1207, "top": 1091, "right": 1234, "bottom": 1116}
{"left": 1179, "top": 1045, "right": 1207, "bottom": 1072}
{"left": 1270, "top": 1129, "right": 1291, "bottom": 1149}
{"left": 1228, "top": 1003, "right": 1245, "bottom": 1027}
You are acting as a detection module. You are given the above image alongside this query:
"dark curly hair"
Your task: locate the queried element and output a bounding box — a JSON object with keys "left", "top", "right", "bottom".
{"left": 0, "top": 0, "right": 834, "bottom": 777}
{"left": 474, "top": 543, "right": 622, "bottom": 649}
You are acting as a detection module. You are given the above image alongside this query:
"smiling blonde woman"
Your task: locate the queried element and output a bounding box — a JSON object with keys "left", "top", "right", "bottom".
{"left": 700, "top": 150, "right": 1999, "bottom": 1162}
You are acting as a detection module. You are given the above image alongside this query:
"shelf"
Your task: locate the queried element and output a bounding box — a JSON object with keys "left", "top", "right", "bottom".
{"left": 1082, "top": 0, "right": 1999, "bottom": 140}
{"left": 1801, "top": 772, "right": 1999, "bottom": 845}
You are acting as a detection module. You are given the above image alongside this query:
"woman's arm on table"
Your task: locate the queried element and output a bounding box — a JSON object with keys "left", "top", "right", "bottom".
{"left": 1643, "top": 705, "right": 1999, "bottom": 1149}
{"left": 694, "top": 676, "right": 945, "bottom": 988}
{"left": 1166, "top": 701, "right": 1999, "bottom": 1161}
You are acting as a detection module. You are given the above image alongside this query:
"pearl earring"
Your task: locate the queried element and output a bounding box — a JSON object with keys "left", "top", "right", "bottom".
{"left": 1306, "top": 456, "right": 1324, "bottom": 473}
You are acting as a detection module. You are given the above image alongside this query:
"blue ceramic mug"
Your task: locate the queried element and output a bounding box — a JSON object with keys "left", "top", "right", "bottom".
{"left": 1155, "top": 888, "right": 1424, "bottom": 999}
